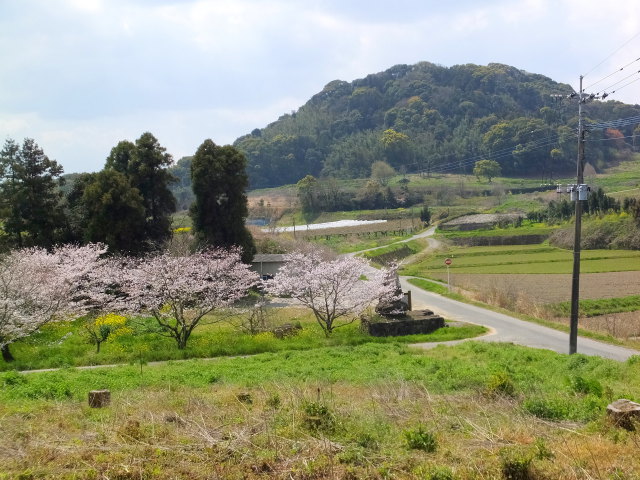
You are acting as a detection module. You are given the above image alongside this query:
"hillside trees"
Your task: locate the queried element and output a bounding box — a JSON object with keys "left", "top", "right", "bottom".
{"left": 190, "top": 139, "right": 256, "bottom": 263}
{"left": 234, "top": 62, "right": 640, "bottom": 188}
{"left": 0, "top": 138, "right": 66, "bottom": 249}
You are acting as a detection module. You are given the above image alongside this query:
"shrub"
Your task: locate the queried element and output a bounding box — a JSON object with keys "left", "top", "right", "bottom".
{"left": 500, "top": 447, "right": 533, "bottom": 480}
{"left": 427, "top": 466, "right": 456, "bottom": 480}
{"left": 568, "top": 376, "right": 603, "bottom": 397}
{"left": 486, "top": 371, "right": 516, "bottom": 397}
{"left": 302, "top": 401, "right": 335, "bottom": 433}
{"left": 1, "top": 371, "right": 27, "bottom": 387}
{"left": 522, "top": 397, "right": 570, "bottom": 420}
{"left": 404, "top": 426, "right": 437, "bottom": 452}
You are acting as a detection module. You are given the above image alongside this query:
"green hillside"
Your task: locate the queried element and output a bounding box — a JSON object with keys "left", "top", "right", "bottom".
{"left": 234, "top": 62, "right": 640, "bottom": 189}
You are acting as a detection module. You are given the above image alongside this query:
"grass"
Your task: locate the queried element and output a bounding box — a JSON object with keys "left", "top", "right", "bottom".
{"left": 0, "top": 308, "right": 486, "bottom": 372}
{"left": 437, "top": 221, "right": 557, "bottom": 239}
{"left": 2, "top": 342, "right": 639, "bottom": 478}
{"left": 406, "top": 278, "right": 467, "bottom": 303}
{"left": 551, "top": 294, "right": 640, "bottom": 317}
{"left": 311, "top": 229, "right": 419, "bottom": 254}
{"left": 401, "top": 243, "right": 640, "bottom": 276}
{"left": 360, "top": 239, "right": 426, "bottom": 262}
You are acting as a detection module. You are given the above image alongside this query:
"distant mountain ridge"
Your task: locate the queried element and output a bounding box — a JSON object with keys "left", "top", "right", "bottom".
{"left": 233, "top": 61, "right": 640, "bottom": 189}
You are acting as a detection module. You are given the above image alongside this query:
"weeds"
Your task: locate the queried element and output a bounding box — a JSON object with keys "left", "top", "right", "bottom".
{"left": 404, "top": 426, "right": 437, "bottom": 452}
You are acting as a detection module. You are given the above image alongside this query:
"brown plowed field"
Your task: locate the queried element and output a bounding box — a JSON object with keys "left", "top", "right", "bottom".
{"left": 431, "top": 272, "right": 640, "bottom": 304}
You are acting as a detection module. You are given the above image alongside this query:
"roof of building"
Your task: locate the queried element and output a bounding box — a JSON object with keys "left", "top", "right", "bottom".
{"left": 252, "top": 254, "right": 287, "bottom": 263}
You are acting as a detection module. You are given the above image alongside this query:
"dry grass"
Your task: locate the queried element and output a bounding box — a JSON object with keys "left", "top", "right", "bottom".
{"left": 1, "top": 382, "right": 638, "bottom": 479}
{"left": 432, "top": 272, "right": 640, "bottom": 304}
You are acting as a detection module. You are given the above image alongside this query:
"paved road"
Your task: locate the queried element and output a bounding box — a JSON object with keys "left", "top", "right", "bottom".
{"left": 402, "top": 276, "right": 640, "bottom": 361}
{"left": 351, "top": 224, "right": 640, "bottom": 361}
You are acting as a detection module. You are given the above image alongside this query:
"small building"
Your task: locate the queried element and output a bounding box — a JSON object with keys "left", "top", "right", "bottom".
{"left": 250, "top": 254, "right": 286, "bottom": 279}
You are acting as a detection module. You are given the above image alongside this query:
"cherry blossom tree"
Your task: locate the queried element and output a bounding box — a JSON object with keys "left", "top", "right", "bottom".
{"left": 0, "top": 243, "right": 108, "bottom": 361}
{"left": 116, "top": 247, "right": 258, "bottom": 349}
{"left": 265, "top": 251, "right": 396, "bottom": 337}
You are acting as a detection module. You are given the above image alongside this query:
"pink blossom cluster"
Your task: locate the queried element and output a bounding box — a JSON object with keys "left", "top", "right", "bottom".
{"left": 114, "top": 247, "right": 258, "bottom": 348}
{"left": 264, "top": 251, "right": 396, "bottom": 335}
{"left": 0, "top": 243, "right": 107, "bottom": 348}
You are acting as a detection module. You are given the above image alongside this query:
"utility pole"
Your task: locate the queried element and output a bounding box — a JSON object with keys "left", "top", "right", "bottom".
{"left": 553, "top": 76, "right": 599, "bottom": 354}
{"left": 569, "top": 75, "right": 586, "bottom": 354}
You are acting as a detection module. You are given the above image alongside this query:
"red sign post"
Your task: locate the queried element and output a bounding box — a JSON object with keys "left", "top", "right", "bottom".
{"left": 444, "top": 258, "right": 452, "bottom": 290}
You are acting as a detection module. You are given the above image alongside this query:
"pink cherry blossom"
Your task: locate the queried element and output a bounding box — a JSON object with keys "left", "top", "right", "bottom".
{"left": 0, "top": 244, "right": 108, "bottom": 351}
{"left": 114, "top": 247, "right": 258, "bottom": 349}
{"left": 265, "top": 251, "right": 396, "bottom": 336}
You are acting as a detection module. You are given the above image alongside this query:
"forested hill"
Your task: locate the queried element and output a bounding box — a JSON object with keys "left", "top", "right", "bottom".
{"left": 233, "top": 61, "right": 640, "bottom": 189}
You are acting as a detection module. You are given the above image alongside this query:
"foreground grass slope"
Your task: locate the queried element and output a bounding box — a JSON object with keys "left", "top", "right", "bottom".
{"left": 1, "top": 342, "right": 639, "bottom": 479}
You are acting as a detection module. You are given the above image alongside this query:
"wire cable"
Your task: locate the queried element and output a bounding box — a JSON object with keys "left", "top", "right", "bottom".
{"left": 582, "top": 30, "right": 640, "bottom": 78}
{"left": 584, "top": 56, "right": 640, "bottom": 91}
{"left": 597, "top": 69, "right": 640, "bottom": 95}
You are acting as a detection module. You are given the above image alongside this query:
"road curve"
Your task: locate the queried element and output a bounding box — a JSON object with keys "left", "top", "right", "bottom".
{"left": 402, "top": 276, "right": 640, "bottom": 361}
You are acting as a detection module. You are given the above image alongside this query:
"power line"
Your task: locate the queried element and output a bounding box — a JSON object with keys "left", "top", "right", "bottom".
{"left": 584, "top": 56, "right": 640, "bottom": 91}
{"left": 586, "top": 113, "right": 640, "bottom": 130}
{"left": 596, "top": 69, "right": 640, "bottom": 96}
{"left": 587, "top": 133, "right": 637, "bottom": 142}
{"left": 604, "top": 76, "right": 640, "bottom": 99}
{"left": 582, "top": 30, "right": 640, "bottom": 77}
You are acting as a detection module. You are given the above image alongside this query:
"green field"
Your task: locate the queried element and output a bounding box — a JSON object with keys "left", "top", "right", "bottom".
{"left": 0, "top": 309, "right": 486, "bottom": 372}
{"left": 437, "top": 221, "right": 557, "bottom": 239}
{"left": 551, "top": 294, "right": 640, "bottom": 318}
{"left": 401, "top": 244, "right": 640, "bottom": 276}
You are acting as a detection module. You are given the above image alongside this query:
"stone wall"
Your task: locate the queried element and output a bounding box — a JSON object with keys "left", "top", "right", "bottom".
{"left": 366, "top": 312, "right": 445, "bottom": 337}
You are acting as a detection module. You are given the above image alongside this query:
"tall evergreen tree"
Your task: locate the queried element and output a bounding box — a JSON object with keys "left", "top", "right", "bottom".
{"left": 128, "top": 132, "right": 176, "bottom": 245}
{"left": 81, "top": 170, "right": 147, "bottom": 254}
{"left": 0, "top": 138, "right": 65, "bottom": 249}
{"left": 103, "top": 133, "right": 176, "bottom": 248}
{"left": 105, "top": 140, "right": 136, "bottom": 174}
{"left": 190, "top": 139, "right": 256, "bottom": 263}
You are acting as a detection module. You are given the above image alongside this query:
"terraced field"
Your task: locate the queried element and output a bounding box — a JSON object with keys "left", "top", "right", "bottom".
{"left": 402, "top": 244, "right": 640, "bottom": 276}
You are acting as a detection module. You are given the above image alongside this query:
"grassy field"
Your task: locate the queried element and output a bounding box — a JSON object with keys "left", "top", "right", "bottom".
{"left": 551, "top": 294, "right": 640, "bottom": 318}
{"left": 401, "top": 244, "right": 640, "bottom": 276}
{"left": 0, "top": 308, "right": 486, "bottom": 372}
{"left": 2, "top": 342, "right": 639, "bottom": 479}
{"left": 437, "top": 221, "right": 557, "bottom": 239}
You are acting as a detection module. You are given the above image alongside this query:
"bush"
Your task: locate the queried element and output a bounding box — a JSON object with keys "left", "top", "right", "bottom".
{"left": 302, "top": 401, "right": 335, "bottom": 433}
{"left": 500, "top": 447, "right": 533, "bottom": 480}
{"left": 568, "top": 376, "right": 603, "bottom": 397}
{"left": 486, "top": 371, "right": 516, "bottom": 397}
{"left": 427, "top": 466, "right": 456, "bottom": 480}
{"left": 404, "top": 426, "right": 437, "bottom": 452}
{"left": 522, "top": 397, "right": 570, "bottom": 420}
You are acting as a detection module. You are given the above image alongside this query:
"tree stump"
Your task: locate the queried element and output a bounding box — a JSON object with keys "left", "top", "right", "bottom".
{"left": 88, "top": 389, "right": 111, "bottom": 408}
{"left": 607, "top": 399, "right": 640, "bottom": 430}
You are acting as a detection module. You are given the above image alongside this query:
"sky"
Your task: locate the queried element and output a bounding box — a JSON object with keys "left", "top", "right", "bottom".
{"left": 2, "top": 0, "right": 640, "bottom": 174}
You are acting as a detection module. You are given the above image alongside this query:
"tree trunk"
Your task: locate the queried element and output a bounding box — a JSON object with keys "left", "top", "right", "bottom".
{"left": 177, "top": 330, "right": 189, "bottom": 349}
{"left": 1, "top": 344, "right": 14, "bottom": 362}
